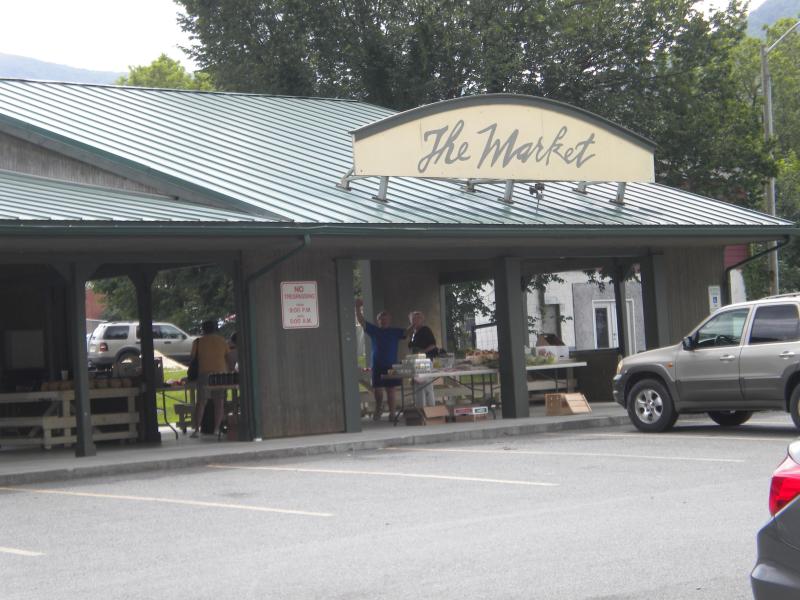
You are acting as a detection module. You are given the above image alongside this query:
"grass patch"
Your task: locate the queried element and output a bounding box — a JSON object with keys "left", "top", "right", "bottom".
{"left": 157, "top": 367, "right": 240, "bottom": 427}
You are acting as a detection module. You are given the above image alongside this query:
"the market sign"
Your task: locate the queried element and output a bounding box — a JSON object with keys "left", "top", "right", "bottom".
{"left": 351, "top": 95, "right": 655, "bottom": 182}
{"left": 281, "top": 281, "right": 319, "bottom": 329}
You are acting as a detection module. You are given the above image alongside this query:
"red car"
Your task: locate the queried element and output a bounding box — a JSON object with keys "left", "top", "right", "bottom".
{"left": 751, "top": 440, "right": 800, "bottom": 599}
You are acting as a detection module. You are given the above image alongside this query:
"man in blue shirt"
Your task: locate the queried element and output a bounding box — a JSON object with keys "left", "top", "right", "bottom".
{"left": 356, "top": 298, "right": 410, "bottom": 421}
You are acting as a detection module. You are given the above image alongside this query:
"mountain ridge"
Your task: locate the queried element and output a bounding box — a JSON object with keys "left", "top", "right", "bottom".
{"left": 0, "top": 53, "right": 122, "bottom": 84}
{"left": 748, "top": 0, "right": 800, "bottom": 38}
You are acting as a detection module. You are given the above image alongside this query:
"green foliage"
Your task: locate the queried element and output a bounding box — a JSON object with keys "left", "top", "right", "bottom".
{"left": 734, "top": 18, "right": 800, "bottom": 295}
{"left": 103, "top": 57, "right": 229, "bottom": 329}
{"left": 443, "top": 281, "right": 493, "bottom": 352}
{"left": 177, "top": 0, "right": 773, "bottom": 204}
{"left": 115, "top": 53, "right": 213, "bottom": 90}
{"left": 92, "top": 266, "right": 234, "bottom": 334}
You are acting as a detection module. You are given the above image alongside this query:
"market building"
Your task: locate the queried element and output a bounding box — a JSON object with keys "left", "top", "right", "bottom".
{"left": 0, "top": 80, "right": 794, "bottom": 457}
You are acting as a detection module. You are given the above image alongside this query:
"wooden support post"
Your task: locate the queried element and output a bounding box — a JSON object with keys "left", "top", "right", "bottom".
{"left": 358, "top": 260, "right": 374, "bottom": 367}
{"left": 638, "top": 255, "right": 660, "bottom": 350}
{"left": 69, "top": 263, "right": 95, "bottom": 457}
{"left": 133, "top": 269, "right": 160, "bottom": 443}
{"left": 336, "top": 259, "right": 361, "bottom": 433}
{"left": 494, "top": 257, "right": 529, "bottom": 419}
{"left": 612, "top": 262, "right": 628, "bottom": 357}
{"left": 231, "top": 256, "right": 254, "bottom": 440}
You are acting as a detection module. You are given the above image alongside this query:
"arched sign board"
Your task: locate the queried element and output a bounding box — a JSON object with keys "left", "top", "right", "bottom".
{"left": 351, "top": 95, "right": 655, "bottom": 182}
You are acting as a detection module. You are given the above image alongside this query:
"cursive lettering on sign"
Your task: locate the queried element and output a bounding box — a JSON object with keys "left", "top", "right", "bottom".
{"left": 417, "top": 120, "right": 471, "bottom": 173}
{"left": 416, "top": 120, "right": 597, "bottom": 174}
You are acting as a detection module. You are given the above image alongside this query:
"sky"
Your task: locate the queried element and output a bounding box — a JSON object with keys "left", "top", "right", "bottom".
{"left": 0, "top": 0, "right": 195, "bottom": 72}
{"left": 0, "top": 0, "right": 771, "bottom": 74}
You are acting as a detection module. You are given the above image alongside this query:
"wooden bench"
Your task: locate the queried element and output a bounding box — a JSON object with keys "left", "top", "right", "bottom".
{"left": 0, "top": 387, "right": 140, "bottom": 449}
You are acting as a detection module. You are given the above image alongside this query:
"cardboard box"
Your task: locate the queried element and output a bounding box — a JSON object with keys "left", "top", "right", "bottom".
{"left": 405, "top": 406, "right": 449, "bottom": 426}
{"left": 404, "top": 408, "right": 424, "bottom": 425}
{"left": 422, "top": 405, "right": 448, "bottom": 425}
{"left": 454, "top": 413, "right": 489, "bottom": 423}
{"left": 534, "top": 345, "right": 570, "bottom": 360}
{"left": 452, "top": 405, "right": 489, "bottom": 416}
{"left": 545, "top": 393, "right": 592, "bottom": 416}
{"left": 452, "top": 404, "right": 490, "bottom": 422}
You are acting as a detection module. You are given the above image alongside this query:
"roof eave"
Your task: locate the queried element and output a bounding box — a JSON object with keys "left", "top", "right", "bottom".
{"left": 0, "top": 116, "right": 291, "bottom": 222}
{"left": 0, "top": 222, "right": 792, "bottom": 239}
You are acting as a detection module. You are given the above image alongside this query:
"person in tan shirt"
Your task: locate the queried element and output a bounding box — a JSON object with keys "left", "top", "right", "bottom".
{"left": 190, "top": 319, "right": 230, "bottom": 437}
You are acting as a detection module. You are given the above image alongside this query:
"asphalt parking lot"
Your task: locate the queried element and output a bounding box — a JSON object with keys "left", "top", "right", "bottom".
{"left": 1, "top": 412, "right": 796, "bottom": 600}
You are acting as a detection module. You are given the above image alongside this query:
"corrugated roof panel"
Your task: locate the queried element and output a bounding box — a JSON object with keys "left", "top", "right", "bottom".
{"left": 0, "top": 79, "right": 792, "bottom": 230}
{"left": 0, "top": 170, "right": 263, "bottom": 222}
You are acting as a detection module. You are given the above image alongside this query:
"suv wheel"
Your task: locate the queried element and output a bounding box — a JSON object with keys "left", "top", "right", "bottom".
{"left": 116, "top": 351, "right": 141, "bottom": 373}
{"left": 708, "top": 410, "right": 753, "bottom": 427}
{"left": 790, "top": 386, "right": 800, "bottom": 429}
{"left": 627, "top": 378, "right": 678, "bottom": 432}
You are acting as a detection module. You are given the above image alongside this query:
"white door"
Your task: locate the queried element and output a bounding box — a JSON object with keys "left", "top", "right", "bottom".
{"left": 593, "top": 301, "right": 617, "bottom": 349}
{"left": 593, "top": 299, "right": 637, "bottom": 353}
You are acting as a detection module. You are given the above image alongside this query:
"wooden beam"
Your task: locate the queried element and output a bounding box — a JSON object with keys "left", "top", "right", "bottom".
{"left": 336, "top": 259, "right": 361, "bottom": 433}
{"left": 612, "top": 262, "right": 629, "bottom": 357}
{"left": 638, "top": 254, "right": 661, "bottom": 350}
{"left": 494, "top": 257, "right": 529, "bottom": 419}
{"left": 68, "top": 262, "right": 95, "bottom": 457}
{"left": 133, "top": 269, "right": 160, "bottom": 443}
{"left": 231, "top": 255, "right": 254, "bottom": 440}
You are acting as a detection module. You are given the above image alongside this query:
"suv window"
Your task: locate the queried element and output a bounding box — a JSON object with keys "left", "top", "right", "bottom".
{"left": 748, "top": 304, "right": 800, "bottom": 345}
{"left": 159, "top": 324, "right": 184, "bottom": 339}
{"left": 135, "top": 325, "right": 164, "bottom": 340}
{"left": 695, "top": 308, "right": 749, "bottom": 348}
{"left": 103, "top": 325, "right": 130, "bottom": 340}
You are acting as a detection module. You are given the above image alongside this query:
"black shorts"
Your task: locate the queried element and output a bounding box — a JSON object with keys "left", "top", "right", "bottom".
{"left": 372, "top": 365, "right": 400, "bottom": 388}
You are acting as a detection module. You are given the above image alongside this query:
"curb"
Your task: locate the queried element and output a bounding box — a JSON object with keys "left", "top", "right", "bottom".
{"left": 0, "top": 414, "right": 630, "bottom": 486}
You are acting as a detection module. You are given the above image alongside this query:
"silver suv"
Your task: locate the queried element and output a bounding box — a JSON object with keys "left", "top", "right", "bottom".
{"left": 87, "top": 321, "right": 196, "bottom": 369}
{"left": 614, "top": 295, "right": 800, "bottom": 432}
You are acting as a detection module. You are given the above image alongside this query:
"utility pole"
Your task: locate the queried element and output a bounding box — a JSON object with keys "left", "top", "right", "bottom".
{"left": 760, "top": 20, "right": 800, "bottom": 295}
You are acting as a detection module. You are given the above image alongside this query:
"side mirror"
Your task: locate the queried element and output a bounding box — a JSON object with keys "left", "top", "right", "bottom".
{"left": 682, "top": 336, "right": 695, "bottom": 351}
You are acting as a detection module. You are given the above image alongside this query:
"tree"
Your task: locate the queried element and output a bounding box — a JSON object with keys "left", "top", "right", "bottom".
{"left": 734, "top": 18, "right": 800, "bottom": 296}
{"left": 115, "top": 53, "right": 213, "bottom": 90}
{"left": 93, "top": 267, "right": 234, "bottom": 334}
{"left": 97, "top": 57, "right": 231, "bottom": 330}
{"left": 177, "top": 1, "right": 773, "bottom": 203}
{"left": 443, "top": 281, "right": 493, "bottom": 352}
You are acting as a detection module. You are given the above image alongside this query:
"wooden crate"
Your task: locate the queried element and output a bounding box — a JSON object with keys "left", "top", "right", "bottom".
{"left": 544, "top": 392, "right": 591, "bottom": 416}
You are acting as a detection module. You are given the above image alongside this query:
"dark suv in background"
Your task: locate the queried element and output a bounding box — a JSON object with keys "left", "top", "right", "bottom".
{"left": 613, "top": 295, "right": 800, "bottom": 432}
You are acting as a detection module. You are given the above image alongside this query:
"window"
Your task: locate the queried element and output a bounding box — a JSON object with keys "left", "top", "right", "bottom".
{"left": 159, "top": 325, "right": 184, "bottom": 339}
{"left": 135, "top": 325, "right": 163, "bottom": 340}
{"left": 103, "top": 325, "right": 130, "bottom": 341}
{"left": 749, "top": 304, "right": 800, "bottom": 345}
{"left": 695, "top": 309, "right": 749, "bottom": 348}
{"left": 594, "top": 307, "right": 610, "bottom": 348}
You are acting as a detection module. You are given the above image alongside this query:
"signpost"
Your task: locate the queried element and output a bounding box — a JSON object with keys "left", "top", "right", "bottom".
{"left": 280, "top": 281, "right": 319, "bottom": 329}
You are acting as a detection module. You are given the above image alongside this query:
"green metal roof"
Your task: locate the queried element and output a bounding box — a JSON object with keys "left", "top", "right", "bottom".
{"left": 0, "top": 79, "right": 793, "bottom": 234}
{"left": 0, "top": 169, "right": 262, "bottom": 222}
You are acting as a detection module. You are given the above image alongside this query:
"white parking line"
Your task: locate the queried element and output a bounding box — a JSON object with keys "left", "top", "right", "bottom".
{"left": 0, "top": 487, "right": 332, "bottom": 517}
{"left": 0, "top": 546, "right": 43, "bottom": 557}
{"left": 385, "top": 446, "right": 744, "bottom": 463}
{"left": 589, "top": 433, "right": 793, "bottom": 443}
{"left": 209, "top": 464, "right": 558, "bottom": 487}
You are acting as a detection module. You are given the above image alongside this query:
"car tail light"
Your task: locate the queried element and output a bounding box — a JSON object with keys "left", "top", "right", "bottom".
{"left": 769, "top": 451, "right": 800, "bottom": 516}
{"left": 99, "top": 342, "right": 108, "bottom": 352}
